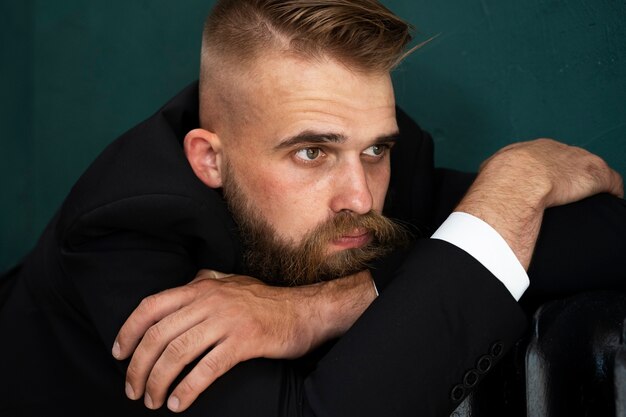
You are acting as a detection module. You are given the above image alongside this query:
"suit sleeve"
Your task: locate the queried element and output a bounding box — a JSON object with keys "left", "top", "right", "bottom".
{"left": 59, "top": 194, "right": 240, "bottom": 355}
{"left": 167, "top": 239, "right": 526, "bottom": 417}
{"left": 56, "top": 198, "right": 526, "bottom": 417}
{"left": 301, "top": 238, "right": 526, "bottom": 417}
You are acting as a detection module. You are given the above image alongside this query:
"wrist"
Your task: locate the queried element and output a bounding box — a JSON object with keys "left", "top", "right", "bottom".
{"left": 456, "top": 168, "right": 546, "bottom": 270}
{"left": 298, "top": 270, "right": 376, "bottom": 347}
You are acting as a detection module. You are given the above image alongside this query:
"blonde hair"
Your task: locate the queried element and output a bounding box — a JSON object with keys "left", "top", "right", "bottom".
{"left": 201, "top": 0, "right": 413, "bottom": 75}
{"left": 198, "top": 0, "right": 414, "bottom": 130}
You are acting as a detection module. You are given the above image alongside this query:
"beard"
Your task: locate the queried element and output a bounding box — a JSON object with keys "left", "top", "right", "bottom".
{"left": 222, "top": 162, "right": 410, "bottom": 286}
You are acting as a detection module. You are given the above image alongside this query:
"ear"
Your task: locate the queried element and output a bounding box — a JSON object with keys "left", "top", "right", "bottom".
{"left": 183, "top": 128, "right": 224, "bottom": 188}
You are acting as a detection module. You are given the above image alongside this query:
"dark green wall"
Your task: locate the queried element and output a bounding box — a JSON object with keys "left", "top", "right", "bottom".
{"left": 387, "top": 0, "right": 626, "bottom": 172}
{"left": 2, "top": 0, "right": 625, "bottom": 271}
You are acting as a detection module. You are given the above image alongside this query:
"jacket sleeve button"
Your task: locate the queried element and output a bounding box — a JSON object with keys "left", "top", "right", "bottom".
{"left": 450, "top": 384, "right": 465, "bottom": 402}
{"left": 477, "top": 355, "right": 493, "bottom": 373}
{"left": 490, "top": 342, "right": 503, "bottom": 358}
{"left": 463, "top": 369, "right": 479, "bottom": 387}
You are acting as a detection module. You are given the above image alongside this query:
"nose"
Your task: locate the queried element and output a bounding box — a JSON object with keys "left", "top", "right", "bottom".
{"left": 329, "top": 160, "right": 373, "bottom": 215}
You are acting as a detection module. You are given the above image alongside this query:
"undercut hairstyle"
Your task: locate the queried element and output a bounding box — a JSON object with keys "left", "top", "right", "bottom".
{"left": 200, "top": 0, "right": 414, "bottom": 81}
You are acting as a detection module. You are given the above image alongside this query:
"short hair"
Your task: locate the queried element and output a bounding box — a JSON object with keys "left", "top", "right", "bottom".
{"left": 200, "top": 0, "right": 414, "bottom": 77}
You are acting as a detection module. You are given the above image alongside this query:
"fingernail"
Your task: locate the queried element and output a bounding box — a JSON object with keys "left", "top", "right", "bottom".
{"left": 144, "top": 392, "right": 154, "bottom": 409}
{"left": 125, "top": 382, "right": 135, "bottom": 399}
{"left": 168, "top": 395, "right": 180, "bottom": 412}
{"left": 112, "top": 340, "right": 121, "bottom": 359}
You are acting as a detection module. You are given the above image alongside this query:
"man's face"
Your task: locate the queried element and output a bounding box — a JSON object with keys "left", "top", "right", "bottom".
{"left": 216, "top": 54, "right": 403, "bottom": 284}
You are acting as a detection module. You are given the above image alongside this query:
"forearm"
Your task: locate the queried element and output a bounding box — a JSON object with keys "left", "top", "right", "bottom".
{"left": 455, "top": 172, "right": 545, "bottom": 270}
{"left": 115, "top": 269, "right": 378, "bottom": 411}
{"left": 455, "top": 139, "right": 622, "bottom": 270}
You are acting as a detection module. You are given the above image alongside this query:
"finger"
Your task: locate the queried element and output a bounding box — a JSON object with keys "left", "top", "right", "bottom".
{"left": 193, "top": 269, "right": 234, "bottom": 281}
{"left": 609, "top": 169, "right": 624, "bottom": 198}
{"left": 167, "top": 341, "right": 241, "bottom": 413}
{"left": 114, "top": 286, "right": 196, "bottom": 360}
{"left": 125, "top": 303, "right": 209, "bottom": 400}
{"left": 143, "top": 319, "right": 226, "bottom": 409}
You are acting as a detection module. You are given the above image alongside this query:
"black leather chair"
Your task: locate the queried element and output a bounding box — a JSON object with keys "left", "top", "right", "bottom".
{"left": 451, "top": 291, "right": 626, "bottom": 417}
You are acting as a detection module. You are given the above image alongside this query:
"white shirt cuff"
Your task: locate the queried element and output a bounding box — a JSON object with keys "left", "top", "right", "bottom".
{"left": 431, "top": 212, "right": 529, "bottom": 301}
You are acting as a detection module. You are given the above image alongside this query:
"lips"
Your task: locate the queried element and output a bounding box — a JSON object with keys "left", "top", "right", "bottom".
{"left": 330, "top": 229, "right": 372, "bottom": 250}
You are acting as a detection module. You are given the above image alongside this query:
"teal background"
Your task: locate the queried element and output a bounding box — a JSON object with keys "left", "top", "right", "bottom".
{"left": 1, "top": 0, "right": 625, "bottom": 271}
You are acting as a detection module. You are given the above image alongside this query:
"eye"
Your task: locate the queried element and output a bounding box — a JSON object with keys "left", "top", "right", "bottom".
{"left": 294, "top": 147, "right": 324, "bottom": 162}
{"left": 362, "top": 144, "right": 389, "bottom": 157}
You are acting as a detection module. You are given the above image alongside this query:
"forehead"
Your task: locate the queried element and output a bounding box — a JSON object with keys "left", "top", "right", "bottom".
{"left": 232, "top": 53, "right": 398, "bottom": 143}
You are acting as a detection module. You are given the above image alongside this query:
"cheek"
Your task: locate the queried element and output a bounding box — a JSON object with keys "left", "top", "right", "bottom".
{"left": 235, "top": 166, "right": 280, "bottom": 213}
{"left": 231, "top": 159, "right": 330, "bottom": 242}
{"left": 368, "top": 162, "right": 391, "bottom": 212}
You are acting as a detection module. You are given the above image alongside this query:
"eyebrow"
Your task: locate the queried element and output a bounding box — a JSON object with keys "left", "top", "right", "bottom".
{"left": 274, "top": 130, "right": 400, "bottom": 150}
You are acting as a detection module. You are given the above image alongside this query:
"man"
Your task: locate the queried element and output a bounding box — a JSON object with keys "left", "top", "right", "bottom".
{"left": 1, "top": 1, "right": 624, "bottom": 416}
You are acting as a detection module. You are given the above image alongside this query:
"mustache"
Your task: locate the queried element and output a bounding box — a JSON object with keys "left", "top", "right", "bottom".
{"left": 301, "top": 210, "right": 408, "bottom": 252}
{"left": 240, "top": 209, "right": 410, "bottom": 286}
{"left": 283, "top": 210, "right": 411, "bottom": 285}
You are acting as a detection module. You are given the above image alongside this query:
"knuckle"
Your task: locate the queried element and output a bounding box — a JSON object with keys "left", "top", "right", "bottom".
{"left": 126, "top": 361, "right": 142, "bottom": 382}
{"left": 163, "top": 337, "right": 190, "bottom": 363}
{"left": 585, "top": 154, "right": 609, "bottom": 176}
{"left": 531, "top": 137, "right": 554, "bottom": 148}
{"left": 138, "top": 295, "right": 159, "bottom": 314}
{"left": 595, "top": 155, "right": 609, "bottom": 170}
{"left": 176, "top": 378, "right": 198, "bottom": 397}
{"left": 198, "top": 355, "right": 222, "bottom": 377}
{"left": 163, "top": 326, "right": 206, "bottom": 363}
{"left": 144, "top": 324, "right": 164, "bottom": 346}
{"left": 145, "top": 366, "right": 166, "bottom": 393}
{"left": 189, "top": 275, "right": 213, "bottom": 289}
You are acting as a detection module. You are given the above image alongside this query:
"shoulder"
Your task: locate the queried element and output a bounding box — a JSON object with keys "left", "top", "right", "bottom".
{"left": 55, "top": 83, "right": 243, "bottom": 271}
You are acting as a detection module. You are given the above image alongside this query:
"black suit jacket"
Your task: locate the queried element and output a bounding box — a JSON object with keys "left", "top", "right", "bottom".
{"left": 1, "top": 83, "right": 625, "bottom": 417}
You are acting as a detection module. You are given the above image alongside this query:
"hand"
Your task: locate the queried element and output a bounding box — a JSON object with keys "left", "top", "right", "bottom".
{"left": 112, "top": 269, "right": 376, "bottom": 412}
{"left": 457, "top": 138, "right": 623, "bottom": 268}
{"left": 480, "top": 138, "right": 623, "bottom": 207}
